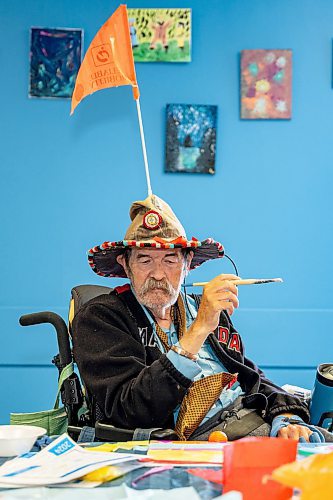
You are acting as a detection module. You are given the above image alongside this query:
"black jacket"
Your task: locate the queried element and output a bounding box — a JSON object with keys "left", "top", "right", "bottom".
{"left": 72, "top": 285, "right": 310, "bottom": 430}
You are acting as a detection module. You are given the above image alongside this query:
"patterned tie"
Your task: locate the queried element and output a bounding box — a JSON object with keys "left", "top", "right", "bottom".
{"left": 154, "top": 295, "right": 237, "bottom": 440}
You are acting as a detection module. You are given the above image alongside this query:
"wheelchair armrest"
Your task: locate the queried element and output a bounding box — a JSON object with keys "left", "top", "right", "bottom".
{"left": 149, "top": 428, "right": 179, "bottom": 440}
{"left": 95, "top": 422, "right": 134, "bottom": 442}
{"left": 67, "top": 424, "right": 133, "bottom": 442}
{"left": 67, "top": 423, "right": 179, "bottom": 442}
{"left": 95, "top": 422, "right": 179, "bottom": 442}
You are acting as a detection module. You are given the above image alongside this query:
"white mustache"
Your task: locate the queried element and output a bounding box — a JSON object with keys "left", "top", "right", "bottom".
{"left": 141, "top": 278, "right": 175, "bottom": 295}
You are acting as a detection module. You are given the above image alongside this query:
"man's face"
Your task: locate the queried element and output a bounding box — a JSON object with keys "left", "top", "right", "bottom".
{"left": 118, "top": 248, "right": 192, "bottom": 311}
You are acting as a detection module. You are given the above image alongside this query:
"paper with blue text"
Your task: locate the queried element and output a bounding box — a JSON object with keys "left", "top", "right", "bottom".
{"left": 0, "top": 434, "right": 137, "bottom": 486}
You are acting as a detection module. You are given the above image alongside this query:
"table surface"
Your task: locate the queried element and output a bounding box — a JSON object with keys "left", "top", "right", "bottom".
{"left": 0, "top": 456, "right": 222, "bottom": 499}
{"left": 2, "top": 442, "right": 331, "bottom": 498}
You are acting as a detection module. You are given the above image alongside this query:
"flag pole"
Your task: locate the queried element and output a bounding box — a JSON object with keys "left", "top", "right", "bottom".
{"left": 71, "top": 6, "right": 153, "bottom": 196}
{"left": 109, "top": 35, "right": 152, "bottom": 197}
{"left": 135, "top": 95, "right": 152, "bottom": 197}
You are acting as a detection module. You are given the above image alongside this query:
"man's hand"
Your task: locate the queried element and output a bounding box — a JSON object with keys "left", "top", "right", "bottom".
{"left": 180, "top": 274, "right": 239, "bottom": 355}
{"left": 196, "top": 274, "right": 240, "bottom": 330}
{"left": 272, "top": 414, "right": 323, "bottom": 442}
{"left": 277, "top": 424, "right": 313, "bottom": 441}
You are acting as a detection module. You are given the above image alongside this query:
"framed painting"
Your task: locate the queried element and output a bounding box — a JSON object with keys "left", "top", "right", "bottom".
{"left": 241, "top": 50, "right": 292, "bottom": 119}
{"left": 165, "top": 104, "right": 217, "bottom": 174}
{"left": 29, "top": 27, "right": 83, "bottom": 98}
{"left": 127, "top": 8, "right": 191, "bottom": 62}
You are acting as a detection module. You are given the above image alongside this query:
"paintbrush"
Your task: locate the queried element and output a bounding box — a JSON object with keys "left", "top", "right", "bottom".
{"left": 183, "top": 278, "right": 283, "bottom": 287}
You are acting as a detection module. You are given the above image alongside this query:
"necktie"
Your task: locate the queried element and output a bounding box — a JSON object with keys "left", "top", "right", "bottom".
{"left": 154, "top": 295, "right": 237, "bottom": 440}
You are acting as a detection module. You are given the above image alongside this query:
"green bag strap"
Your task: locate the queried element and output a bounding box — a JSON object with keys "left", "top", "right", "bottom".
{"left": 54, "top": 362, "right": 74, "bottom": 409}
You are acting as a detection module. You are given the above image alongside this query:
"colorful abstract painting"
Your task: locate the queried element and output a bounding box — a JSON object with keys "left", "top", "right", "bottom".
{"left": 241, "top": 50, "right": 292, "bottom": 119}
{"left": 127, "top": 8, "right": 191, "bottom": 62}
{"left": 29, "top": 27, "right": 83, "bottom": 98}
{"left": 165, "top": 104, "right": 217, "bottom": 174}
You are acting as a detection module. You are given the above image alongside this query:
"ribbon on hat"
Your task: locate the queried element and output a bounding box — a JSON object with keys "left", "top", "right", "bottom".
{"left": 153, "top": 236, "right": 199, "bottom": 245}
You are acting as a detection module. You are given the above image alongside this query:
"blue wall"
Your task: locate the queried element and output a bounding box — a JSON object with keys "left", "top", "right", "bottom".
{"left": 1, "top": 0, "right": 333, "bottom": 423}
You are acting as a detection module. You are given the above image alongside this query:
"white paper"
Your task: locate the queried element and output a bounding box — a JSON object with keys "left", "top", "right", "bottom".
{"left": 0, "top": 434, "right": 137, "bottom": 487}
{"left": 0, "top": 485, "right": 128, "bottom": 499}
{"left": 0, "top": 485, "right": 201, "bottom": 500}
{"left": 124, "top": 485, "right": 201, "bottom": 499}
{"left": 213, "top": 492, "right": 243, "bottom": 500}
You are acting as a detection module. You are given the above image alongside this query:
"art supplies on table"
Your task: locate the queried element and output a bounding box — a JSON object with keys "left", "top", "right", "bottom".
{"left": 142, "top": 441, "right": 225, "bottom": 465}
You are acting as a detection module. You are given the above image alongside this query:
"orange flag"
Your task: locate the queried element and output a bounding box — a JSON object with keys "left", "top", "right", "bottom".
{"left": 71, "top": 4, "right": 139, "bottom": 114}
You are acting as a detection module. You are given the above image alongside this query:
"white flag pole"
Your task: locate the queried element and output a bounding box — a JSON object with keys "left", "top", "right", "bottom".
{"left": 135, "top": 96, "right": 152, "bottom": 197}
{"left": 109, "top": 36, "right": 152, "bottom": 196}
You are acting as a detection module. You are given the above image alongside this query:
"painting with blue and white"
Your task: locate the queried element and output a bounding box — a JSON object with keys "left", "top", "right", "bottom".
{"left": 29, "top": 27, "right": 83, "bottom": 99}
{"left": 165, "top": 104, "right": 217, "bottom": 174}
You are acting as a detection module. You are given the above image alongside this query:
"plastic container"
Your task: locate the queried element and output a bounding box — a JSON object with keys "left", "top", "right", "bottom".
{"left": 223, "top": 437, "right": 297, "bottom": 500}
{"left": 310, "top": 363, "right": 333, "bottom": 428}
{"left": 0, "top": 425, "right": 46, "bottom": 457}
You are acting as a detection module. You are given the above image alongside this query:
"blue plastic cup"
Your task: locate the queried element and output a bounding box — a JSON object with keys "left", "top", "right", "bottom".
{"left": 309, "top": 363, "right": 333, "bottom": 429}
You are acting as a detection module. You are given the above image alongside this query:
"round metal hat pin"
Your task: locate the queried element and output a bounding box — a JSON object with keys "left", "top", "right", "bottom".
{"left": 143, "top": 210, "right": 162, "bottom": 230}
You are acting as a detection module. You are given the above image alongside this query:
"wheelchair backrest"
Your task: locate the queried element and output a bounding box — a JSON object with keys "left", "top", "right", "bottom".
{"left": 67, "top": 285, "right": 114, "bottom": 425}
{"left": 68, "top": 284, "right": 113, "bottom": 329}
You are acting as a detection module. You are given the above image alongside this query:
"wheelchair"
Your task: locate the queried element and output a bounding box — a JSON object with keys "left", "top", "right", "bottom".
{"left": 19, "top": 284, "right": 178, "bottom": 442}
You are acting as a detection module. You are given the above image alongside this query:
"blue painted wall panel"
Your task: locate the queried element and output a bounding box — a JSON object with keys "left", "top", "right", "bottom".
{"left": 262, "top": 368, "right": 316, "bottom": 391}
{"left": 0, "top": 367, "right": 59, "bottom": 424}
{"left": 1, "top": 0, "right": 333, "bottom": 417}
{"left": 235, "top": 309, "right": 333, "bottom": 366}
{"left": 0, "top": 308, "right": 65, "bottom": 364}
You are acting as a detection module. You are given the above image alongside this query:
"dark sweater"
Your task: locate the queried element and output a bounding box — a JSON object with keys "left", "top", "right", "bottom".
{"left": 72, "top": 286, "right": 310, "bottom": 430}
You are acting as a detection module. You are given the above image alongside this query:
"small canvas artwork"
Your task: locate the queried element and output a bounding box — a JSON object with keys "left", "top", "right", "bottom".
{"left": 29, "top": 27, "right": 83, "bottom": 98}
{"left": 165, "top": 104, "right": 217, "bottom": 174}
{"left": 127, "top": 8, "right": 191, "bottom": 62}
{"left": 241, "top": 50, "right": 292, "bottom": 119}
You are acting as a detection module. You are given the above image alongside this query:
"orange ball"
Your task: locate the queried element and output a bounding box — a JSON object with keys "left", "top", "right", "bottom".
{"left": 208, "top": 430, "right": 228, "bottom": 442}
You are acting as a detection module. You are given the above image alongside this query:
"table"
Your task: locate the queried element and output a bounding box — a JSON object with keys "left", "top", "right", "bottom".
{"left": 0, "top": 456, "right": 222, "bottom": 499}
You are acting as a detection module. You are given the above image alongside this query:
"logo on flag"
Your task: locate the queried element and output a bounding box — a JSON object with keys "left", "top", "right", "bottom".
{"left": 92, "top": 45, "right": 112, "bottom": 66}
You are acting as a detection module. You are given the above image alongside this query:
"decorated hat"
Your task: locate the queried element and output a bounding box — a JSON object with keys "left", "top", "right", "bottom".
{"left": 88, "top": 195, "right": 224, "bottom": 278}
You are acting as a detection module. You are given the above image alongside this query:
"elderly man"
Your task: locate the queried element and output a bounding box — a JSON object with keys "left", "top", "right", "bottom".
{"left": 72, "top": 195, "right": 331, "bottom": 441}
